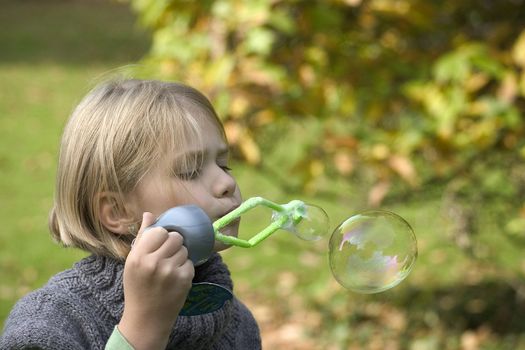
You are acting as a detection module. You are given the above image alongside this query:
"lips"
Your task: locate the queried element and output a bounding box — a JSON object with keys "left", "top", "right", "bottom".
{"left": 219, "top": 203, "right": 241, "bottom": 220}
{"left": 216, "top": 204, "right": 241, "bottom": 235}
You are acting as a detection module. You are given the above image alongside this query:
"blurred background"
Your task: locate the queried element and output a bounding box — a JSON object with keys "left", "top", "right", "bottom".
{"left": 1, "top": 0, "right": 525, "bottom": 349}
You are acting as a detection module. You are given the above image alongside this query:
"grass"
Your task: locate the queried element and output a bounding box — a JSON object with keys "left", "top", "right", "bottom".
{"left": 1, "top": 1, "right": 525, "bottom": 349}
{"left": 0, "top": 0, "right": 150, "bottom": 327}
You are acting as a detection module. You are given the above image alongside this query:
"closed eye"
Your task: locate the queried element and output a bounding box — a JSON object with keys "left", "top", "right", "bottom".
{"left": 176, "top": 168, "right": 202, "bottom": 181}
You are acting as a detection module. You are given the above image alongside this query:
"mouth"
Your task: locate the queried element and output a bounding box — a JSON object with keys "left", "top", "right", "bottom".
{"left": 218, "top": 217, "right": 240, "bottom": 238}
{"left": 215, "top": 204, "right": 241, "bottom": 234}
{"left": 218, "top": 203, "right": 241, "bottom": 220}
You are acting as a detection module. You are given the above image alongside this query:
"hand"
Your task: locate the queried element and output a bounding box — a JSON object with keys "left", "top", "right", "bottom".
{"left": 118, "top": 212, "right": 195, "bottom": 350}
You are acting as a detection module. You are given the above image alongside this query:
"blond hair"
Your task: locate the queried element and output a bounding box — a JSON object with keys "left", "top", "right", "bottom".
{"left": 49, "top": 79, "right": 224, "bottom": 259}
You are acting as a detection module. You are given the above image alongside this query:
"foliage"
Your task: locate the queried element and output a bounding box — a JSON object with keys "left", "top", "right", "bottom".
{"left": 128, "top": 0, "right": 525, "bottom": 254}
{"left": 128, "top": 1, "right": 523, "bottom": 182}
{"left": 2, "top": 1, "right": 525, "bottom": 348}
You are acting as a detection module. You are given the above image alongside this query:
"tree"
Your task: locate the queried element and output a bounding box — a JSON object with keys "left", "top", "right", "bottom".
{"left": 128, "top": 0, "right": 525, "bottom": 258}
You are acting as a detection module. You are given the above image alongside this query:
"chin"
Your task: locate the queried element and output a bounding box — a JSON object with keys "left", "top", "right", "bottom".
{"left": 213, "top": 218, "right": 240, "bottom": 252}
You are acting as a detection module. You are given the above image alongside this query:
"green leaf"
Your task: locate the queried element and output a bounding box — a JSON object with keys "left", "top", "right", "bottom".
{"left": 243, "top": 27, "right": 275, "bottom": 56}
{"left": 130, "top": 0, "right": 171, "bottom": 27}
{"left": 434, "top": 49, "right": 471, "bottom": 83}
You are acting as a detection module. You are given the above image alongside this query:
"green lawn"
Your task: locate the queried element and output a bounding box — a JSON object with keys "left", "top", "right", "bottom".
{"left": 0, "top": 0, "right": 150, "bottom": 327}
{"left": 1, "top": 1, "right": 525, "bottom": 349}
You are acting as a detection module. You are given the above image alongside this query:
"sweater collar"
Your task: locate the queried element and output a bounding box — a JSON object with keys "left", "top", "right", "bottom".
{"left": 74, "top": 253, "right": 239, "bottom": 349}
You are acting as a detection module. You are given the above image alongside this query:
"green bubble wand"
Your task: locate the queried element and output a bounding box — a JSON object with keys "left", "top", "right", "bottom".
{"left": 213, "top": 197, "right": 321, "bottom": 247}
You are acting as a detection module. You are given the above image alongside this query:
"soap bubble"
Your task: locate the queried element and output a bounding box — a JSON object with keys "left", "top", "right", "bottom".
{"left": 273, "top": 203, "right": 330, "bottom": 241}
{"left": 329, "top": 210, "right": 417, "bottom": 294}
{"left": 292, "top": 204, "right": 330, "bottom": 241}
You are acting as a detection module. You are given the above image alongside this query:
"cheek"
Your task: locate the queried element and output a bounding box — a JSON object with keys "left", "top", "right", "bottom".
{"left": 134, "top": 180, "right": 191, "bottom": 216}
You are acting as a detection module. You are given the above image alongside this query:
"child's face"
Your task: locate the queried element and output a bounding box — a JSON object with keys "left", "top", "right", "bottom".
{"left": 129, "top": 117, "right": 242, "bottom": 252}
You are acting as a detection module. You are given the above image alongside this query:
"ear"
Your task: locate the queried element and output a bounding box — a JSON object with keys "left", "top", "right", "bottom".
{"left": 97, "top": 192, "right": 134, "bottom": 235}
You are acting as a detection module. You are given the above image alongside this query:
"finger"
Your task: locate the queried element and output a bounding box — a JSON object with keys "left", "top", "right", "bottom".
{"left": 136, "top": 212, "right": 157, "bottom": 240}
{"left": 131, "top": 212, "right": 157, "bottom": 248}
{"left": 179, "top": 258, "right": 196, "bottom": 282}
{"left": 171, "top": 245, "right": 192, "bottom": 268}
{"left": 162, "top": 256, "right": 195, "bottom": 283}
{"left": 152, "top": 231, "right": 185, "bottom": 259}
{"left": 132, "top": 212, "right": 170, "bottom": 254}
{"left": 137, "top": 227, "right": 173, "bottom": 254}
{"left": 134, "top": 212, "right": 160, "bottom": 243}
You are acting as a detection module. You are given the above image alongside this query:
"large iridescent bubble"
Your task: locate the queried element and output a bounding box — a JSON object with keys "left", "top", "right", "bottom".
{"left": 329, "top": 211, "right": 417, "bottom": 293}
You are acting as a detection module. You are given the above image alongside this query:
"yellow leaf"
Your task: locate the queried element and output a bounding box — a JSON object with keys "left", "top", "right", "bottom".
{"left": 388, "top": 154, "right": 419, "bottom": 186}
{"left": 205, "top": 56, "right": 235, "bottom": 87}
{"left": 334, "top": 151, "right": 354, "bottom": 175}
{"left": 371, "top": 144, "right": 390, "bottom": 160}
{"left": 464, "top": 73, "right": 489, "bottom": 93}
{"left": 253, "top": 109, "right": 275, "bottom": 126}
{"left": 239, "top": 133, "right": 261, "bottom": 165}
{"left": 223, "top": 121, "right": 242, "bottom": 144}
{"left": 343, "top": 0, "right": 362, "bottom": 6}
{"left": 230, "top": 95, "right": 249, "bottom": 117}
{"left": 368, "top": 181, "right": 391, "bottom": 207}
{"left": 512, "top": 30, "right": 525, "bottom": 68}
{"left": 309, "top": 159, "right": 324, "bottom": 178}
{"left": 497, "top": 72, "right": 518, "bottom": 103}
{"left": 519, "top": 71, "right": 525, "bottom": 97}
{"left": 299, "top": 65, "right": 315, "bottom": 86}
{"left": 160, "top": 59, "right": 178, "bottom": 76}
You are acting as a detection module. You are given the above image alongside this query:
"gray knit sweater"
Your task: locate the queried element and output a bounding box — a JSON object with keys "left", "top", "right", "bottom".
{"left": 0, "top": 253, "right": 261, "bottom": 350}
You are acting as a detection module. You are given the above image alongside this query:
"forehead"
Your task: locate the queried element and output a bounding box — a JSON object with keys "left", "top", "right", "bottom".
{"left": 170, "top": 113, "right": 228, "bottom": 162}
{"left": 189, "top": 111, "right": 225, "bottom": 145}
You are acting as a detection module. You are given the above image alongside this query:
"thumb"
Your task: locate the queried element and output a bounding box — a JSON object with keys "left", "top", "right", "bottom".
{"left": 134, "top": 212, "right": 157, "bottom": 243}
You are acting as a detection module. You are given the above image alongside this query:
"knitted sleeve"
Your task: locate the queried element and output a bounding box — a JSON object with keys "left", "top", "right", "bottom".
{"left": 0, "top": 289, "right": 103, "bottom": 350}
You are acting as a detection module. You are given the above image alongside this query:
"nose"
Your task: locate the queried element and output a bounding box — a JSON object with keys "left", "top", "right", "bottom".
{"left": 213, "top": 167, "right": 237, "bottom": 198}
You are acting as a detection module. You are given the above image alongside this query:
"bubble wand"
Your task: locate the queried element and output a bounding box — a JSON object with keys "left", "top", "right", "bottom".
{"left": 214, "top": 197, "right": 310, "bottom": 247}
{"left": 148, "top": 197, "right": 417, "bottom": 315}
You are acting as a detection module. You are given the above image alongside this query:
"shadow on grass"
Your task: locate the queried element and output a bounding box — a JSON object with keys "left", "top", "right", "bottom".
{"left": 0, "top": 0, "right": 150, "bottom": 65}
{"left": 397, "top": 280, "right": 525, "bottom": 335}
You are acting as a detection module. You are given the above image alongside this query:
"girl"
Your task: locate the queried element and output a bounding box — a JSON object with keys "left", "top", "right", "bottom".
{"left": 0, "top": 79, "right": 261, "bottom": 349}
